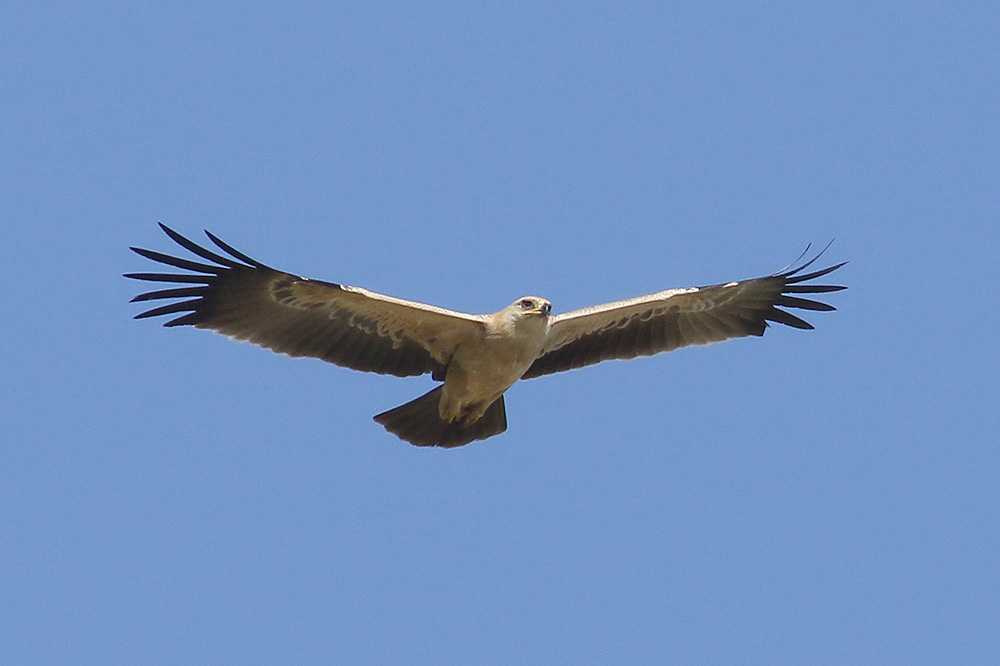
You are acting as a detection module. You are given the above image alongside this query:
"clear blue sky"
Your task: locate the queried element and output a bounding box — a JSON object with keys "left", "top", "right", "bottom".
{"left": 3, "top": 2, "right": 998, "bottom": 664}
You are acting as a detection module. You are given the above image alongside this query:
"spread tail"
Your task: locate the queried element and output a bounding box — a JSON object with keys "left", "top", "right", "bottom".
{"left": 372, "top": 386, "right": 507, "bottom": 448}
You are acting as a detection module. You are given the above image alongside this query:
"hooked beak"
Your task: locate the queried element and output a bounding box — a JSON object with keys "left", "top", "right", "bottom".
{"left": 532, "top": 302, "right": 552, "bottom": 316}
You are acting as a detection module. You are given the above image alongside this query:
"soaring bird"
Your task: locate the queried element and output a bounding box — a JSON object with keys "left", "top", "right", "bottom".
{"left": 127, "top": 224, "right": 845, "bottom": 447}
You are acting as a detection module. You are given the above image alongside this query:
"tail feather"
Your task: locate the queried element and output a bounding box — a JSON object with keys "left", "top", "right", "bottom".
{"left": 372, "top": 386, "right": 507, "bottom": 448}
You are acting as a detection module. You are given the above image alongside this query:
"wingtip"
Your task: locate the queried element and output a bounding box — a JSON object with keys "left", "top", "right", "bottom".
{"left": 777, "top": 241, "right": 844, "bottom": 278}
{"left": 203, "top": 229, "right": 270, "bottom": 269}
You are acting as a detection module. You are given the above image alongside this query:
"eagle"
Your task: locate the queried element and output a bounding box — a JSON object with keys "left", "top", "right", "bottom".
{"left": 126, "top": 224, "right": 846, "bottom": 447}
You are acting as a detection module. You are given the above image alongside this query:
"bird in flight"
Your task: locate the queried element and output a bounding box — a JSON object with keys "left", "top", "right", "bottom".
{"left": 127, "top": 224, "right": 846, "bottom": 447}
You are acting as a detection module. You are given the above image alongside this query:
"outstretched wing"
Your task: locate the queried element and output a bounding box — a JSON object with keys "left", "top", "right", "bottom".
{"left": 523, "top": 248, "right": 846, "bottom": 379}
{"left": 126, "top": 224, "right": 485, "bottom": 378}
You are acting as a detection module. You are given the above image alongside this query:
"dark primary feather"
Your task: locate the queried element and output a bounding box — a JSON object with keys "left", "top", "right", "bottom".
{"left": 522, "top": 250, "right": 846, "bottom": 379}
{"left": 125, "top": 223, "right": 446, "bottom": 378}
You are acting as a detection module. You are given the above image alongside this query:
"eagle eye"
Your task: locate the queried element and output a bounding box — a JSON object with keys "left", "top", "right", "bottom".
{"left": 520, "top": 299, "right": 534, "bottom": 309}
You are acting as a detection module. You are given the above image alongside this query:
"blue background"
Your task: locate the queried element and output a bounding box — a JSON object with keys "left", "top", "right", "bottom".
{"left": 3, "top": 2, "right": 998, "bottom": 663}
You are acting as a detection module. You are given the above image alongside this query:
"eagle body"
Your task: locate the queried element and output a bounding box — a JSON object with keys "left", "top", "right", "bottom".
{"left": 127, "top": 225, "right": 845, "bottom": 448}
{"left": 440, "top": 297, "right": 551, "bottom": 424}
